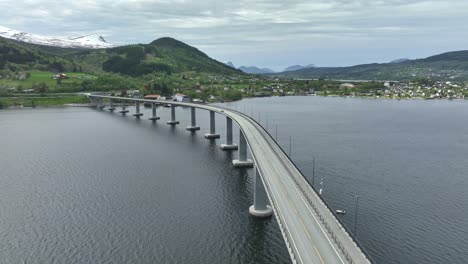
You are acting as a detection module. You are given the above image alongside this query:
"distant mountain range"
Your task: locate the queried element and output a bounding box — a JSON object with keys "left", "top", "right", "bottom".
{"left": 238, "top": 66, "right": 275, "bottom": 74}
{"left": 390, "top": 58, "right": 410, "bottom": 64}
{"left": 226, "top": 62, "right": 315, "bottom": 74}
{"left": 271, "top": 52, "right": 468, "bottom": 81}
{"left": 283, "top": 64, "right": 315, "bottom": 72}
{"left": 2, "top": 26, "right": 468, "bottom": 81}
{"left": 0, "top": 25, "right": 113, "bottom": 49}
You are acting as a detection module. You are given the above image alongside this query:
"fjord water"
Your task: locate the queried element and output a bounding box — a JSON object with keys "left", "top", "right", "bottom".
{"left": 1, "top": 97, "right": 467, "bottom": 264}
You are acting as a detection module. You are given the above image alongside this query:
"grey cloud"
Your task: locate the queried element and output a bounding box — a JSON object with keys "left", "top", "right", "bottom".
{"left": 1, "top": 0, "right": 467, "bottom": 69}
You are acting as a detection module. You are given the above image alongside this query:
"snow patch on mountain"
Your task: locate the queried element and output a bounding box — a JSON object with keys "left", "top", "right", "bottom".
{"left": 0, "top": 25, "right": 114, "bottom": 49}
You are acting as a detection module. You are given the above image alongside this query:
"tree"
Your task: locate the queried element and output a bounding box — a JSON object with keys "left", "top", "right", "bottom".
{"left": 35, "top": 82, "right": 48, "bottom": 93}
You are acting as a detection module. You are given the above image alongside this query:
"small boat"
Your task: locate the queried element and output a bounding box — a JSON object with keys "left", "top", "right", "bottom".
{"left": 336, "top": 209, "right": 346, "bottom": 214}
{"left": 163, "top": 104, "right": 171, "bottom": 108}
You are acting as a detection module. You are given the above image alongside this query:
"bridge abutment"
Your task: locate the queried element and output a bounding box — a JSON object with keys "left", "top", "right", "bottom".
{"left": 148, "top": 102, "right": 160, "bottom": 121}
{"left": 133, "top": 101, "right": 143, "bottom": 117}
{"left": 249, "top": 166, "right": 273, "bottom": 218}
{"left": 205, "top": 110, "right": 220, "bottom": 139}
{"left": 220, "top": 116, "right": 238, "bottom": 150}
{"left": 166, "top": 104, "right": 180, "bottom": 125}
{"left": 186, "top": 107, "right": 200, "bottom": 131}
{"left": 119, "top": 100, "right": 129, "bottom": 114}
{"left": 233, "top": 130, "right": 253, "bottom": 167}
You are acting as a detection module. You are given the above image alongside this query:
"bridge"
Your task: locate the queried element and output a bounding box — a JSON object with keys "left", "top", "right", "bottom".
{"left": 89, "top": 95, "right": 372, "bottom": 264}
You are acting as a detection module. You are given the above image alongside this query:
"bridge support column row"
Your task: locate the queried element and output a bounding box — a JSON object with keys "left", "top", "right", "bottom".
{"left": 166, "top": 104, "right": 179, "bottom": 125}
{"left": 249, "top": 166, "right": 273, "bottom": 218}
{"left": 109, "top": 99, "right": 115, "bottom": 111}
{"left": 205, "top": 110, "right": 220, "bottom": 139}
{"left": 133, "top": 101, "right": 143, "bottom": 117}
{"left": 148, "top": 103, "right": 160, "bottom": 121}
{"left": 186, "top": 107, "right": 200, "bottom": 131}
{"left": 233, "top": 130, "right": 253, "bottom": 167}
{"left": 120, "top": 100, "right": 129, "bottom": 114}
{"left": 221, "top": 116, "right": 238, "bottom": 150}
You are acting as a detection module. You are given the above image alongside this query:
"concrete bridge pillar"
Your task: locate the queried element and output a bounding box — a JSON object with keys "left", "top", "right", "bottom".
{"left": 233, "top": 129, "right": 253, "bottom": 167}
{"left": 186, "top": 107, "right": 200, "bottom": 131}
{"left": 249, "top": 166, "right": 273, "bottom": 218}
{"left": 98, "top": 97, "right": 105, "bottom": 109}
{"left": 148, "top": 102, "right": 160, "bottom": 121}
{"left": 166, "top": 104, "right": 180, "bottom": 125}
{"left": 205, "top": 110, "right": 220, "bottom": 139}
{"left": 109, "top": 99, "right": 115, "bottom": 111}
{"left": 220, "top": 116, "right": 238, "bottom": 150}
{"left": 119, "top": 100, "right": 129, "bottom": 114}
{"left": 133, "top": 100, "right": 144, "bottom": 117}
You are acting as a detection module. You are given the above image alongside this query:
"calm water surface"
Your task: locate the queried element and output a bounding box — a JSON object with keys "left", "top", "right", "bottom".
{"left": 1, "top": 96, "right": 467, "bottom": 264}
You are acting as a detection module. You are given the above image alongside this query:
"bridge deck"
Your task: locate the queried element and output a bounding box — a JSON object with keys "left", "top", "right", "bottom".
{"left": 89, "top": 95, "right": 372, "bottom": 264}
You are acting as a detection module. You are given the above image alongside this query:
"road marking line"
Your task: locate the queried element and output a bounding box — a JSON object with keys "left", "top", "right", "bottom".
{"left": 288, "top": 199, "right": 298, "bottom": 214}
{"left": 254, "top": 122, "right": 346, "bottom": 264}
{"left": 280, "top": 182, "right": 287, "bottom": 193}
{"left": 315, "top": 246, "right": 326, "bottom": 264}
{"left": 299, "top": 217, "right": 312, "bottom": 241}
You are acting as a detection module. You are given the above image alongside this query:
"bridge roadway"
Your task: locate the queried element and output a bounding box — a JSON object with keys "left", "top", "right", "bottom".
{"left": 89, "top": 95, "right": 372, "bottom": 264}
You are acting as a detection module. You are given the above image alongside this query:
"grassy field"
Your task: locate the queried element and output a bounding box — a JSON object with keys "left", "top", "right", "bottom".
{"left": 0, "top": 71, "right": 96, "bottom": 89}
{"left": 0, "top": 95, "right": 90, "bottom": 108}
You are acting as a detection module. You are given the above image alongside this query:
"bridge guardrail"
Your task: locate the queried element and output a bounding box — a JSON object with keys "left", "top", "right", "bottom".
{"left": 235, "top": 110, "right": 375, "bottom": 264}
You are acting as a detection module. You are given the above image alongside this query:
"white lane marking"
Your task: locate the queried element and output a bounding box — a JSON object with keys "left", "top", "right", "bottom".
{"left": 248, "top": 120, "right": 345, "bottom": 264}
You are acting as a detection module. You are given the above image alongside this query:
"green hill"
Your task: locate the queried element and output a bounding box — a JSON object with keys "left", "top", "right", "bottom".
{"left": 0, "top": 36, "right": 241, "bottom": 77}
{"left": 273, "top": 50, "right": 468, "bottom": 81}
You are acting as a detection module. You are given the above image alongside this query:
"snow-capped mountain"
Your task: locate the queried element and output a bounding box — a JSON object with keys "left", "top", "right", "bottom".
{"left": 0, "top": 25, "right": 114, "bottom": 49}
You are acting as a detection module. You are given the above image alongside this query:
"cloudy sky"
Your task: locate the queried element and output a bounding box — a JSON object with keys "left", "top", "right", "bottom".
{"left": 1, "top": 0, "right": 468, "bottom": 71}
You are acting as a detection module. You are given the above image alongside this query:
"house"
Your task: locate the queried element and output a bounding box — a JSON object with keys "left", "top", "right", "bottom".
{"left": 144, "top": 94, "right": 161, "bottom": 100}
{"left": 174, "top": 93, "right": 191, "bottom": 102}
{"left": 340, "top": 83, "right": 355, "bottom": 89}
{"left": 52, "top": 73, "right": 68, "bottom": 80}
{"left": 143, "top": 94, "right": 161, "bottom": 107}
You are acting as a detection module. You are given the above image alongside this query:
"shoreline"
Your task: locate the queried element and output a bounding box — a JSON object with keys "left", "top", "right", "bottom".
{"left": 1, "top": 94, "right": 466, "bottom": 110}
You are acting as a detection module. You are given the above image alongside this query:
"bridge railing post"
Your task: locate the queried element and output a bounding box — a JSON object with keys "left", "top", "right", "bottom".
{"left": 232, "top": 129, "right": 253, "bottom": 167}
{"left": 221, "top": 116, "right": 238, "bottom": 150}
{"left": 186, "top": 106, "right": 200, "bottom": 131}
{"left": 149, "top": 102, "right": 160, "bottom": 121}
{"left": 166, "top": 104, "right": 179, "bottom": 125}
{"left": 249, "top": 166, "right": 273, "bottom": 218}
{"left": 205, "top": 110, "right": 220, "bottom": 139}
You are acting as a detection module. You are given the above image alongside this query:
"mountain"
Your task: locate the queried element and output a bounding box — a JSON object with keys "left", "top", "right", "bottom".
{"left": 225, "top": 61, "right": 236, "bottom": 68}
{"left": 390, "top": 58, "right": 410, "bottom": 63}
{"left": 238, "top": 66, "right": 275, "bottom": 74}
{"left": 273, "top": 50, "right": 468, "bottom": 81}
{"left": 0, "top": 36, "right": 93, "bottom": 73}
{"left": 0, "top": 35, "right": 241, "bottom": 76}
{"left": 0, "top": 25, "right": 114, "bottom": 49}
{"left": 283, "top": 64, "right": 315, "bottom": 72}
